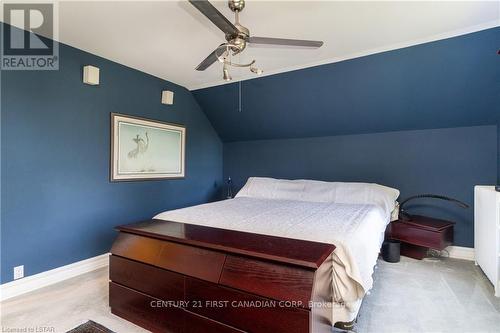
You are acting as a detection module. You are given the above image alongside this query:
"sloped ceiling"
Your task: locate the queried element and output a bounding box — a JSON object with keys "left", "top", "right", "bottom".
{"left": 192, "top": 27, "right": 500, "bottom": 142}
{"left": 3, "top": 1, "right": 498, "bottom": 90}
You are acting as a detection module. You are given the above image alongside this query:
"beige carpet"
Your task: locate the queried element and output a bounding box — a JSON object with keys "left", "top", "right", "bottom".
{"left": 1, "top": 257, "right": 499, "bottom": 333}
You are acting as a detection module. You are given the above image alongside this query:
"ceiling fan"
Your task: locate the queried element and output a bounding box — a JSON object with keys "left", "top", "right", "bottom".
{"left": 189, "top": 0, "right": 324, "bottom": 81}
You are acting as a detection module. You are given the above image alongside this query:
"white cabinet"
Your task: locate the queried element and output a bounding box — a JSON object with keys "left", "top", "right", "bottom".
{"left": 474, "top": 186, "right": 500, "bottom": 297}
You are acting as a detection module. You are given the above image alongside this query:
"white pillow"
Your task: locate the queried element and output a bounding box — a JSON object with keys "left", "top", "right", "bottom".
{"left": 236, "top": 177, "right": 400, "bottom": 216}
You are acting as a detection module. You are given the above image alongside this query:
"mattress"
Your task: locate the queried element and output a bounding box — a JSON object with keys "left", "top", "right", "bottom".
{"left": 155, "top": 196, "right": 390, "bottom": 323}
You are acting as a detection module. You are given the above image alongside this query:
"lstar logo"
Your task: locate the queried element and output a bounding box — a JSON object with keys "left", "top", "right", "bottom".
{"left": 1, "top": 2, "right": 59, "bottom": 70}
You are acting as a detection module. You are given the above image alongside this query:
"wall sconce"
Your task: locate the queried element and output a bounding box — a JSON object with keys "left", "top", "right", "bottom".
{"left": 161, "top": 90, "right": 174, "bottom": 105}
{"left": 83, "top": 65, "right": 100, "bottom": 85}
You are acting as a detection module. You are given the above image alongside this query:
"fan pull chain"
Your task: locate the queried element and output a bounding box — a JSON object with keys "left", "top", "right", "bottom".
{"left": 238, "top": 80, "right": 242, "bottom": 112}
{"left": 238, "top": 53, "right": 242, "bottom": 113}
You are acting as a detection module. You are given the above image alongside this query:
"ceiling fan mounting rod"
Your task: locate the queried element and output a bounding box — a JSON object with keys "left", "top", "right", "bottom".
{"left": 225, "top": 8, "right": 249, "bottom": 53}
{"left": 228, "top": 0, "right": 245, "bottom": 13}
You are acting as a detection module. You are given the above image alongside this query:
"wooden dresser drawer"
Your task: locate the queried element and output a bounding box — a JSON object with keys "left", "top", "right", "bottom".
{"left": 110, "top": 255, "right": 184, "bottom": 301}
{"left": 185, "top": 310, "right": 246, "bottom": 333}
{"left": 109, "top": 282, "right": 184, "bottom": 333}
{"left": 111, "top": 233, "right": 226, "bottom": 283}
{"left": 111, "top": 233, "right": 164, "bottom": 264}
{"left": 185, "top": 277, "right": 310, "bottom": 333}
{"left": 220, "top": 255, "right": 314, "bottom": 307}
{"left": 157, "top": 240, "right": 226, "bottom": 283}
{"left": 110, "top": 281, "right": 244, "bottom": 333}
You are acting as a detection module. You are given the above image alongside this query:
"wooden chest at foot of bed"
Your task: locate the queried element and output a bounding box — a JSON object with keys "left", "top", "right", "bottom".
{"left": 109, "top": 220, "right": 335, "bottom": 333}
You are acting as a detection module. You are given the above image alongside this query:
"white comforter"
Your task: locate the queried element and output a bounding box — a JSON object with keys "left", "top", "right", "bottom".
{"left": 154, "top": 196, "right": 389, "bottom": 306}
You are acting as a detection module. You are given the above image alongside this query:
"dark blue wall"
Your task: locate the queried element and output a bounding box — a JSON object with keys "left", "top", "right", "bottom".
{"left": 1, "top": 33, "right": 222, "bottom": 283}
{"left": 224, "top": 126, "right": 497, "bottom": 247}
{"left": 193, "top": 28, "right": 500, "bottom": 143}
{"left": 2, "top": 26, "right": 498, "bottom": 283}
{"left": 194, "top": 27, "right": 500, "bottom": 248}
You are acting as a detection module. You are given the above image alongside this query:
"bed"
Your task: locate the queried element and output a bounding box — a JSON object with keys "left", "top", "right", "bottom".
{"left": 109, "top": 177, "right": 399, "bottom": 332}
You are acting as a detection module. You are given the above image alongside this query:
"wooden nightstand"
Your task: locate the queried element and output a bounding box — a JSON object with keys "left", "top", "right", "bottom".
{"left": 385, "top": 215, "right": 455, "bottom": 259}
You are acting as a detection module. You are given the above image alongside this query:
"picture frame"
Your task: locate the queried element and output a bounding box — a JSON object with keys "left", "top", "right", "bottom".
{"left": 110, "top": 113, "right": 186, "bottom": 181}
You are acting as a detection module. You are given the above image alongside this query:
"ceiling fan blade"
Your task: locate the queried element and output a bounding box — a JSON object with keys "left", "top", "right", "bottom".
{"left": 248, "top": 36, "right": 323, "bottom": 48}
{"left": 195, "top": 48, "right": 221, "bottom": 71}
{"left": 189, "top": 0, "right": 238, "bottom": 36}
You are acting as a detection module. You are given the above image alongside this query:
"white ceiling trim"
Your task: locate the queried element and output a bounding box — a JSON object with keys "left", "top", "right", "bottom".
{"left": 189, "top": 20, "right": 499, "bottom": 90}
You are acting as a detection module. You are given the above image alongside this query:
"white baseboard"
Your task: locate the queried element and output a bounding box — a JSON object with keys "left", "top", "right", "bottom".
{"left": 0, "top": 253, "right": 109, "bottom": 301}
{"left": 446, "top": 246, "right": 475, "bottom": 261}
{"left": 0, "top": 246, "right": 475, "bottom": 301}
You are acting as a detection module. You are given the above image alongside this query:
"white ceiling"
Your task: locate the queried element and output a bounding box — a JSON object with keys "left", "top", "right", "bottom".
{"left": 8, "top": 1, "right": 500, "bottom": 90}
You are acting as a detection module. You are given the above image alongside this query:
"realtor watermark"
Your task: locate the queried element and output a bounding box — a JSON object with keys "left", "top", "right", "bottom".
{"left": 1, "top": 327, "right": 55, "bottom": 333}
{"left": 1, "top": 1, "right": 59, "bottom": 70}
{"left": 150, "top": 300, "right": 339, "bottom": 309}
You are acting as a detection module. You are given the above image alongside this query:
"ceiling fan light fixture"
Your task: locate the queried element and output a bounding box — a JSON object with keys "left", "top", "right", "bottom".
{"left": 223, "top": 69, "right": 232, "bottom": 81}
{"left": 223, "top": 63, "right": 232, "bottom": 81}
{"left": 250, "top": 66, "right": 263, "bottom": 75}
